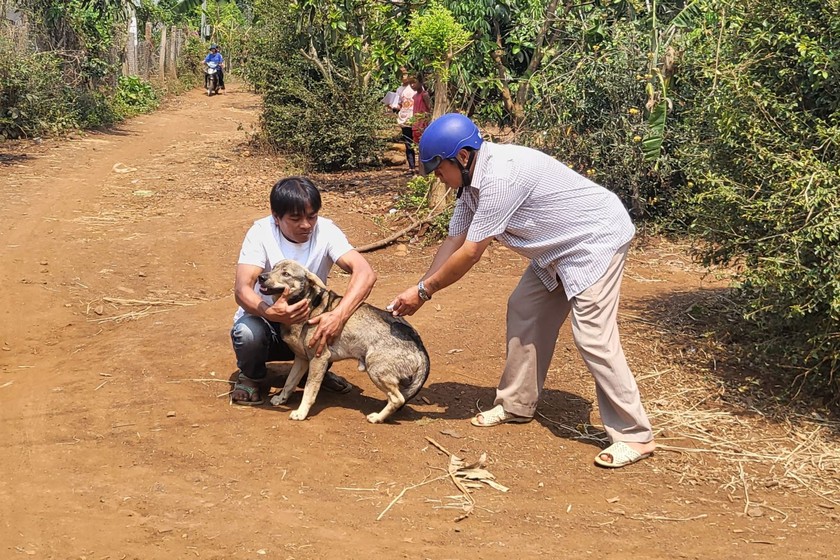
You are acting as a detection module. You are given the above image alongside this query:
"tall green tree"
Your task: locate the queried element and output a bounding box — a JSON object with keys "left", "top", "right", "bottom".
{"left": 407, "top": 1, "right": 470, "bottom": 118}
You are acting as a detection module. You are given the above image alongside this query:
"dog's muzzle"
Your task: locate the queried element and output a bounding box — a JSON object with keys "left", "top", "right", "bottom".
{"left": 257, "top": 274, "right": 287, "bottom": 296}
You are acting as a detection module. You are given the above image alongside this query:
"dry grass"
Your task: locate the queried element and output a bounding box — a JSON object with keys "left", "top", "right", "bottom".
{"left": 86, "top": 295, "right": 208, "bottom": 323}
{"left": 624, "top": 240, "right": 839, "bottom": 509}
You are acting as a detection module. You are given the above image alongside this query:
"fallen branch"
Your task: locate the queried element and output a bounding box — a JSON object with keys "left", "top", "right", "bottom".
{"left": 357, "top": 187, "right": 453, "bottom": 253}
{"left": 357, "top": 211, "right": 444, "bottom": 253}
{"left": 630, "top": 513, "right": 708, "bottom": 522}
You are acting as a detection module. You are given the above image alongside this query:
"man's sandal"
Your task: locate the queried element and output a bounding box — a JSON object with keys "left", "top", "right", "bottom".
{"left": 594, "top": 441, "right": 653, "bottom": 468}
{"left": 470, "top": 404, "right": 532, "bottom": 427}
{"left": 230, "top": 382, "right": 264, "bottom": 406}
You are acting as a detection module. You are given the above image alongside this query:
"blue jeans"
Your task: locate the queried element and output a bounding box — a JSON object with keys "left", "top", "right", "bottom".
{"left": 230, "top": 314, "right": 295, "bottom": 382}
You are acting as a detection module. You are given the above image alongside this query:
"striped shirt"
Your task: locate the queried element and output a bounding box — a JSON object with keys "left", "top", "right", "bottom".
{"left": 449, "top": 142, "right": 635, "bottom": 299}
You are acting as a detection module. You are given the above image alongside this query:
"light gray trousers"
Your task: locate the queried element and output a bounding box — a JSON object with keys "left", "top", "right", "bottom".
{"left": 494, "top": 243, "right": 653, "bottom": 444}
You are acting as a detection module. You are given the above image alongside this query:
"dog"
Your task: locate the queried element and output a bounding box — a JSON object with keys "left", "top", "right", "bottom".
{"left": 258, "top": 259, "right": 430, "bottom": 423}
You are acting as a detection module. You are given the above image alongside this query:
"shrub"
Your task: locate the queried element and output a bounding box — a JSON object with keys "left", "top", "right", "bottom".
{"left": 260, "top": 71, "right": 387, "bottom": 171}
{"left": 112, "top": 75, "right": 158, "bottom": 117}
{"left": 521, "top": 19, "right": 677, "bottom": 221}
{"left": 671, "top": 0, "right": 840, "bottom": 396}
{"left": 0, "top": 37, "right": 71, "bottom": 138}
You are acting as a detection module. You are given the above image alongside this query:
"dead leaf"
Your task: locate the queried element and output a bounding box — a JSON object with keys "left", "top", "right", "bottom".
{"left": 482, "top": 479, "right": 510, "bottom": 492}
{"left": 456, "top": 468, "right": 496, "bottom": 481}
{"left": 447, "top": 348, "right": 464, "bottom": 354}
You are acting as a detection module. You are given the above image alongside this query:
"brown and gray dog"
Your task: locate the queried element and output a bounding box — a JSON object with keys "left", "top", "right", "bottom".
{"left": 258, "top": 259, "right": 430, "bottom": 423}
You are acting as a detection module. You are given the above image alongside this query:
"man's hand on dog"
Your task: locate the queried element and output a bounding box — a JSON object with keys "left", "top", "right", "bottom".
{"left": 263, "top": 297, "right": 310, "bottom": 325}
{"left": 387, "top": 286, "right": 425, "bottom": 317}
{"left": 307, "top": 311, "right": 346, "bottom": 356}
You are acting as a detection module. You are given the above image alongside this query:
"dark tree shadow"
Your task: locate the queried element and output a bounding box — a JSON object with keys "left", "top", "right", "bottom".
{"left": 0, "top": 152, "right": 33, "bottom": 166}
{"left": 85, "top": 125, "right": 134, "bottom": 138}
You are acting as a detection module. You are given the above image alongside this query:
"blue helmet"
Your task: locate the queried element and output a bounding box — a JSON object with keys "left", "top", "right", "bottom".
{"left": 419, "top": 113, "right": 483, "bottom": 176}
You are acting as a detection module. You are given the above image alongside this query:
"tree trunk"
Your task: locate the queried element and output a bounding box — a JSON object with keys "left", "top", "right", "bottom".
{"left": 432, "top": 72, "right": 448, "bottom": 119}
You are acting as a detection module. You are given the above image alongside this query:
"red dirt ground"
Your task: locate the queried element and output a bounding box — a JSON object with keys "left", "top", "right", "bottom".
{"left": 1, "top": 86, "right": 838, "bottom": 559}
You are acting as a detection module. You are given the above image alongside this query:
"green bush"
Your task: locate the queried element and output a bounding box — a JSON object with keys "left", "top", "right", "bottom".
{"left": 521, "top": 19, "right": 677, "bottom": 221}
{"left": 261, "top": 75, "right": 387, "bottom": 171}
{"left": 0, "top": 38, "right": 71, "bottom": 138}
{"left": 671, "top": 0, "right": 840, "bottom": 395}
{"left": 73, "top": 88, "right": 121, "bottom": 128}
{"left": 243, "top": 3, "right": 390, "bottom": 171}
{"left": 112, "top": 75, "right": 158, "bottom": 117}
{"left": 176, "top": 33, "right": 205, "bottom": 88}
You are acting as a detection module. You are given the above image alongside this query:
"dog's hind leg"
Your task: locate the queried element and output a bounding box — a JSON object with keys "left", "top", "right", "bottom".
{"left": 366, "top": 376, "right": 406, "bottom": 424}
{"left": 270, "top": 357, "right": 308, "bottom": 407}
{"left": 290, "top": 354, "right": 330, "bottom": 421}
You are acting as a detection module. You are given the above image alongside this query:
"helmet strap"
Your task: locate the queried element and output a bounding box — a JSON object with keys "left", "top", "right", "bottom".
{"left": 454, "top": 149, "right": 477, "bottom": 199}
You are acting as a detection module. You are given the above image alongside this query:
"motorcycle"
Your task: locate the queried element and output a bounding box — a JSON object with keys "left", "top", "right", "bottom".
{"left": 205, "top": 61, "right": 221, "bottom": 96}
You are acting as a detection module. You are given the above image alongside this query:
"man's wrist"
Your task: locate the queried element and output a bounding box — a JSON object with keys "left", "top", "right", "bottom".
{"left": 417, "top": 280, "right": 432, "bottom": 301}
{"left": 256, "top": 300, "right": 270, "bottom": 318}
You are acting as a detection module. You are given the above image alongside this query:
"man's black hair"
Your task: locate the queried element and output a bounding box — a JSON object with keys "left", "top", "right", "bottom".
{"left": 270, "top": 176, "right": 322, "bottom": 218}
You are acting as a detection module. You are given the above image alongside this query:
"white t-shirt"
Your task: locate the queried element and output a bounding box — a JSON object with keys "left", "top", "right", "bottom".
{"left": 232, "top": 215, "right": 354, "bottom": 322}
{"left": 395, "top": 84, "right": 417, "bottom": 126}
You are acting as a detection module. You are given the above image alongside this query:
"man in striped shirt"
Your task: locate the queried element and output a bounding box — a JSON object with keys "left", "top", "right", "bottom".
{"left": 388, "top": 113, "right": 655, "bottom": 468}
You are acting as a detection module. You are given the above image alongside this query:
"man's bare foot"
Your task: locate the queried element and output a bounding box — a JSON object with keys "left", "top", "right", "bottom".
{"left": 230, "top": 376, "right": 263, "bottom": 406}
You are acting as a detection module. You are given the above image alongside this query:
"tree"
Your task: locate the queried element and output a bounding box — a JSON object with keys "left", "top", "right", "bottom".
{"left": 442, "top": 0, "right": 564, "bottom": 127}
{"left": 407, "top": 2, "right": 470, "bottom": 119}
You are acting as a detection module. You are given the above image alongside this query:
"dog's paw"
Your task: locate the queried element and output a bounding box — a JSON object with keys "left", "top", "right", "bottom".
{"left": 289, "top": 409, "right": 308, "bottom": 421}
{"left": 269, "top": 393, "right": 289, "bottom": 406}
{"left": 366, "top": 412, "right": 385, "bottom": 424}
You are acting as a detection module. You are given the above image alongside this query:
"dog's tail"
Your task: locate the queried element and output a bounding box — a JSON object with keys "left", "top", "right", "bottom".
{"left": 396, "top": 328, "right": 431, "bottom": 407}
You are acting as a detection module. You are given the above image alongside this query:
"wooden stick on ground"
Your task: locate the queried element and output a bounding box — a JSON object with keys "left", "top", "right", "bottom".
{"left": 357, "top": 187, "right": 453, "bottom": 253}
{"left": 356, "top": 214, "right": 441, "bottom": 253}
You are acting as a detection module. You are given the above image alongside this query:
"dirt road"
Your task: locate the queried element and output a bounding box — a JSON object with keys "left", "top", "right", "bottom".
{"left": 1, "top": 87, "right": 837, "bottom": 559}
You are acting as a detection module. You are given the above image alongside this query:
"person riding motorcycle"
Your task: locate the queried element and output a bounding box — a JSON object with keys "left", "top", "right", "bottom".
{"left": 203, "top": 44, "right": 225, "bottom": 92}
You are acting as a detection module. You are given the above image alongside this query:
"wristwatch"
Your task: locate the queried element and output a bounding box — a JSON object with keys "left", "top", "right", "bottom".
{"left": 417, "top": 280, "right": 432, "bottom": 301}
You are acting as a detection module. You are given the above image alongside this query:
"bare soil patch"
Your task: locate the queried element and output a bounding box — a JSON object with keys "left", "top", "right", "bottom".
{"left": 1, "top": 86, "right": 838, "bottom": 559}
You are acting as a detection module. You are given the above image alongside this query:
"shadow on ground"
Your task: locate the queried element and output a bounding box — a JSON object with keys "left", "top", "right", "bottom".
{"left": 226, "top": 367, "right": 602, "bottom": 447}
{"left": 634, "top": 286, "right": 839, "bottom": 435}
{"left": 0, "top": 152, "right": 32, "bottom": 166}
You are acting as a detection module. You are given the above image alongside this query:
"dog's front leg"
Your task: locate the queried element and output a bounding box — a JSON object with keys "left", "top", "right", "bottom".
{"left": 289, "top": 354, "right": 330, "bottom": 421}
{"left": 270, "top": 357, "right": 308, "bottom": 407}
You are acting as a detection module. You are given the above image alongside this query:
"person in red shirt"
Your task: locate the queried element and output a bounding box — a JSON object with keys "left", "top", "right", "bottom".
{"left": 409, "top": 74, "right": 432, "bottom": 146}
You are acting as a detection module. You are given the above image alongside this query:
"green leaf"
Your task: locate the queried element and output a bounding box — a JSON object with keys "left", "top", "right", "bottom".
{"left": 669, "top": 0, "right": 706, "bottom": 30}
{"left": 642, "top": 100, "right": 667, "bottom": 162}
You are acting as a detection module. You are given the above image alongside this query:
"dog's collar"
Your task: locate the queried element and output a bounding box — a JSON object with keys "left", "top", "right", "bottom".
{"left": 289, "top": 283, "right": 342, "bottom": 318}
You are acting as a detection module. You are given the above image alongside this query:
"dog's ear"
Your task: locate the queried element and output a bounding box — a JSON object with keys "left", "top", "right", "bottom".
{"left": 304, "top": 269, "right": 328, "bottom": 290}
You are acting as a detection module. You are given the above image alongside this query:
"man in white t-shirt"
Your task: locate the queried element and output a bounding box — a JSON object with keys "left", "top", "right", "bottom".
{"left": 388, "top": 114, "right": 655, "bottom": 469}
{"left": 230, "top": 177, "right": 377, "bottom": 405}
